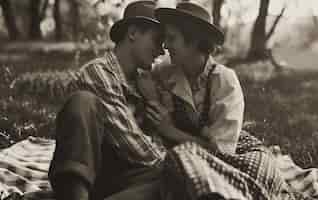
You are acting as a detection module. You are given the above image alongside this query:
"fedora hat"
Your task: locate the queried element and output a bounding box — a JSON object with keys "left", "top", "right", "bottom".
{"left": 110, "top": 1, "right": 160, "bottom": 43}
{"left": 155, "top": 2, "right": 224, "bottom": 45}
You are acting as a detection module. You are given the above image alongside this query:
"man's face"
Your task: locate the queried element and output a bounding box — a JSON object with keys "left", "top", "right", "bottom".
{"left": 132, "top": 26, "right": 164, "bottom": 70}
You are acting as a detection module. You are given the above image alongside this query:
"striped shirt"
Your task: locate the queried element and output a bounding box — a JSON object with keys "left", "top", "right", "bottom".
{"left": 69, "top": 50, "right": 166, "bottom": 167}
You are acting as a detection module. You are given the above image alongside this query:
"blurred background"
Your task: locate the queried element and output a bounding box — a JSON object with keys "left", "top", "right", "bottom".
{"left": 0, "top": 0, "right": 317, "bottom": 168}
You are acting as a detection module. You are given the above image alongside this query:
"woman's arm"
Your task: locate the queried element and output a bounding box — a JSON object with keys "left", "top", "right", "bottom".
{"left": 201, "top": 66, "right": 244, "bottom": 154}
{"left": 158, "top": 122, "right": 219, "bottom": 153}
{"left": 145, "top": 101, "right": 219, "bottom": 153}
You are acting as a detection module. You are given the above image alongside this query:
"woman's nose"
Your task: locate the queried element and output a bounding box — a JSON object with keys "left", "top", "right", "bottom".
{"left": 159, "top": 45, "right": 165, "bottom": 55}
{"left": 163, "top": 43, "right": 168, "bottom": 50}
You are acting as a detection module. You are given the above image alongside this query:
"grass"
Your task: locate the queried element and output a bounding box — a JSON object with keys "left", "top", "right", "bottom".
{"left": 237, "top": 61, "right": 318, "bottom": 168}
{"left": 0, "top": 54, "right": 317, "bottom": 169}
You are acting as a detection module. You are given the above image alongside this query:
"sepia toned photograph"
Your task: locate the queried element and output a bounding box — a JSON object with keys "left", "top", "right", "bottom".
{"left": 0, "top": 0, "right": 317, "bottom": 199}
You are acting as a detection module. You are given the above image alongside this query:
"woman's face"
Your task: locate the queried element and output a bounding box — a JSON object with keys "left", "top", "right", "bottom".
{"left": 163, "top": 24, "right": 196, "bottom": 68}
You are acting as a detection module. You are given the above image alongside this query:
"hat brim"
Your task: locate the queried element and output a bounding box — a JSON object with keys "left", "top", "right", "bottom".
{"left": 110, "top": 17, "right": 160, "bottom": 43}
{"left": 155, "top": 8, "right": 224, "bottom": 45}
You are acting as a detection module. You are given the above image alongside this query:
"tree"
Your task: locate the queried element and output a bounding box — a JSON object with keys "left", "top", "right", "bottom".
{"left": 248, "top": 0, "right": 286, "bottom": 60}
{"left": 29, "top": 0, "right": 47, "bottom": 39}
{"left": 53, "top": 0, "right": 62, "bottom": 40}
{"left": 0, "top": 0, "right": 20, "bottom": 40}
{"left": 71, "top": 0, "right": 80, "bottom": 41}
{"left": 212, "top": 0, "right": 224, "bottom": 27}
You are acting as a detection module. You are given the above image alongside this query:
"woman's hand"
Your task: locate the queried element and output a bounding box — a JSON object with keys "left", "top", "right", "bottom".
{"left": 145, "top": 102, "right": 220, "bottom": 154}
{"left": 145, "top": 101, "right": 179, "bottom": 145}
{"left": 145, "top": 101, "right": 172, "bottom": 128}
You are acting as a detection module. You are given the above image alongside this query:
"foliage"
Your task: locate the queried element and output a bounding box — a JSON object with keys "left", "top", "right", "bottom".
{"left": 0, "top": 63, "right": 60, "bottom": 149}
{"left": 11, "top": 70, "right": 76, "bottom": 103}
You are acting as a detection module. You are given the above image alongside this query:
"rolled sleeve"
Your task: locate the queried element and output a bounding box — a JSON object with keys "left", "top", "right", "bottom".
{"left": 49, "top": 160, "right": 96, "bottom": 187}
{"left": 201, "top": 67, "right": 244, "bottom": 154}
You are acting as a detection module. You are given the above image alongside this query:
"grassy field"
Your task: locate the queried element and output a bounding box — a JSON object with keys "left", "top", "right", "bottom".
{"left": 236, "top": 61, "right": 318, "bottom": 168}
{"left": 0, "top": 53, "right": 317, "bottom": 169}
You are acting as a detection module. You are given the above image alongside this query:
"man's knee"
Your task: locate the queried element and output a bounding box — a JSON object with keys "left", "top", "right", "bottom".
{"left": 55, "top": 90, "right": 102, "bottom": 134}
{"left": 69, "top": 90, "right": 98, "bottom": 107}
{"left": 62, "top": 91, "right": 99, "bottom": 115}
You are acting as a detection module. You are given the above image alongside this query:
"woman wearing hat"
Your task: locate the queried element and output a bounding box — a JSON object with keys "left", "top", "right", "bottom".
{"left": 137, "top": 2, "right": 289, "bottom": 200}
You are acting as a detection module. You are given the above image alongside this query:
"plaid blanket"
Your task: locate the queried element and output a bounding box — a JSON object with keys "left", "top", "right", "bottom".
{"left": 0, "top": 137, "right": 54, "bottom": 200}
{"left": 0, "top": 136, "right": 317, "bottom": 200}
{"left": 271, "top": 146, "right": 318, "bottom": 199}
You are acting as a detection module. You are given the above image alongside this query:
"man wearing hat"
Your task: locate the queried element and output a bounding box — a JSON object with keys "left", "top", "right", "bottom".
{"left": 48, "top": 1, "right": 167, "bottom": 200}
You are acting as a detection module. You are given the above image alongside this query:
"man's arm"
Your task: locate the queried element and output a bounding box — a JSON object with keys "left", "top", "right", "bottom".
{"left": 74, "top": 61, "right": 166, "bottom": 166}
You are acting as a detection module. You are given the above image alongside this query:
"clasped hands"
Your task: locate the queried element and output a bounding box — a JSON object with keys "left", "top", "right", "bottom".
{"left": 137, "top": 71, "right": 173, "bottom": 132}
{"left": 137, "top": 71, "right": 219, "bottom": 153}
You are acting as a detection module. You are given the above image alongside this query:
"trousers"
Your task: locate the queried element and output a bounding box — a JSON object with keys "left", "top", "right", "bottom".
{"left": 48, "top": 91, "right": 161, "bottom": 200}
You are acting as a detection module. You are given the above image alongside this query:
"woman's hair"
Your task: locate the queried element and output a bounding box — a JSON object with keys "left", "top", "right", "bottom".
{"left": 169, "top": 21, "right": 218, "bottom": 55}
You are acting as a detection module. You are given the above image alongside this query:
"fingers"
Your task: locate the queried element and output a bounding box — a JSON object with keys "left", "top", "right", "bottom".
{"left": 137, "top": 79, "right": 159, "bottom": 101}
{"left": 144, "top": 101, "right": 171, "bottom": 128}
{"left": 147, "top": 100, "right": 161, "bottom": 109}
{"left": 145, "top": 106, "right": 161, "bottom": 125}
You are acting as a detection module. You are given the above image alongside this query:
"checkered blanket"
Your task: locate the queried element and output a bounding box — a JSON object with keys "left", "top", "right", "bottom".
{"left": 0, "top": 137, "right": 54, "bottom": 200}
{"left": 271, "top": 146, "right": 318, "bottom": 200}
{"left": 0, "top": 136, "right": 317, "bottom": 200}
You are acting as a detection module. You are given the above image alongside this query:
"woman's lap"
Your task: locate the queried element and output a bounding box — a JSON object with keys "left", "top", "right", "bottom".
{"left": 161, "top": 131, "right": 286, "bottom": 200}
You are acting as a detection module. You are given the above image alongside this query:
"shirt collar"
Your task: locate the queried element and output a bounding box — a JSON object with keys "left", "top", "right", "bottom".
{"left": 167, "top": 56, "right": 219, "bottom": 110}
{"left": 106, "top": 50, "right": 141, "bottom": 98}
{"left": 200, "top": 56, "right": 219, "bottom": 80}
{"left": 168, "top": 66, "right": 195, "bottom": 108}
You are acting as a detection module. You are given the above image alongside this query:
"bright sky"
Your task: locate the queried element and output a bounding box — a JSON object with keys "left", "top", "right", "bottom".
{"left": 269, "top": 0, "right": 318, "bottom": 17}
{"left": 224, "top": 0, "right": 318, "bottom": 23}
{"left": 97, "top": 0, "right": 318, "bottom": 23}
{"left": 158, "top": 0, "right": 318, "bottom": 20}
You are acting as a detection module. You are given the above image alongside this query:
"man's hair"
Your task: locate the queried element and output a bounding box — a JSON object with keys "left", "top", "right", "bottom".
{"left": 115, "top": 21, "right": 160, "bottom": 43}
{"left": 168, "top": 21, "right": 218, "bottom": 55}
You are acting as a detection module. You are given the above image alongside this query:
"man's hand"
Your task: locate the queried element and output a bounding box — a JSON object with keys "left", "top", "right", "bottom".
{"left": 137, "top": 72, "right": 159, "bottom": 102}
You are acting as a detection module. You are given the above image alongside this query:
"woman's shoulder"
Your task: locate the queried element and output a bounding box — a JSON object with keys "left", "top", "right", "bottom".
{"left": 211, "top": 63, "right": 239, "bottom": 82}
{"left": 203, "top": 61, "right": 242, "bottom": 92}
{"left": 213, "top": 63, "right": 236, "bottom": 77}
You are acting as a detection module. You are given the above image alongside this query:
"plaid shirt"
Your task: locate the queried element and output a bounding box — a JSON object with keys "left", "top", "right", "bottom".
{"left": 69, "top": 50, "right": 166, "bottom": 167}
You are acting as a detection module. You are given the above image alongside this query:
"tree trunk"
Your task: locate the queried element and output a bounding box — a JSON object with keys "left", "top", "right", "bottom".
{"left": 212, "top": 0, "right": 224, "bottom": 27}
{"left": 40, "top": 0, "right": 49, "bottom": 21}
{"left": 71, "top": 0, "right": 80, "bottom": 41}
{"left": 29, "top": 0, "right": 42, "bottom": 40}
{"left": 53, "top": 0, "right": 62, "bottom": 40}
{"left": 0, "top": 0, "right": 20, "bottom": 40}
{"left": 248, "top": 0, "right": 270, "bottom": 60}
{"left": 266, "top": 6, "right": 285, "bottom": 42}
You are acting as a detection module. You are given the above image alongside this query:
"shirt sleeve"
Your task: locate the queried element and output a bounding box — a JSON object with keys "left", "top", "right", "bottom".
{"left": 72, "top": 62, "right": 166, "bottom": 166}
{"left": 201, "top": 67, "right": 244, "bottom": 154}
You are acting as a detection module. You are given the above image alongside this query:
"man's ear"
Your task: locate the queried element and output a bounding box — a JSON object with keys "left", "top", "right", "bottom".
{"left": 127, "top": 24, "right": 139, "bottom": 41}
